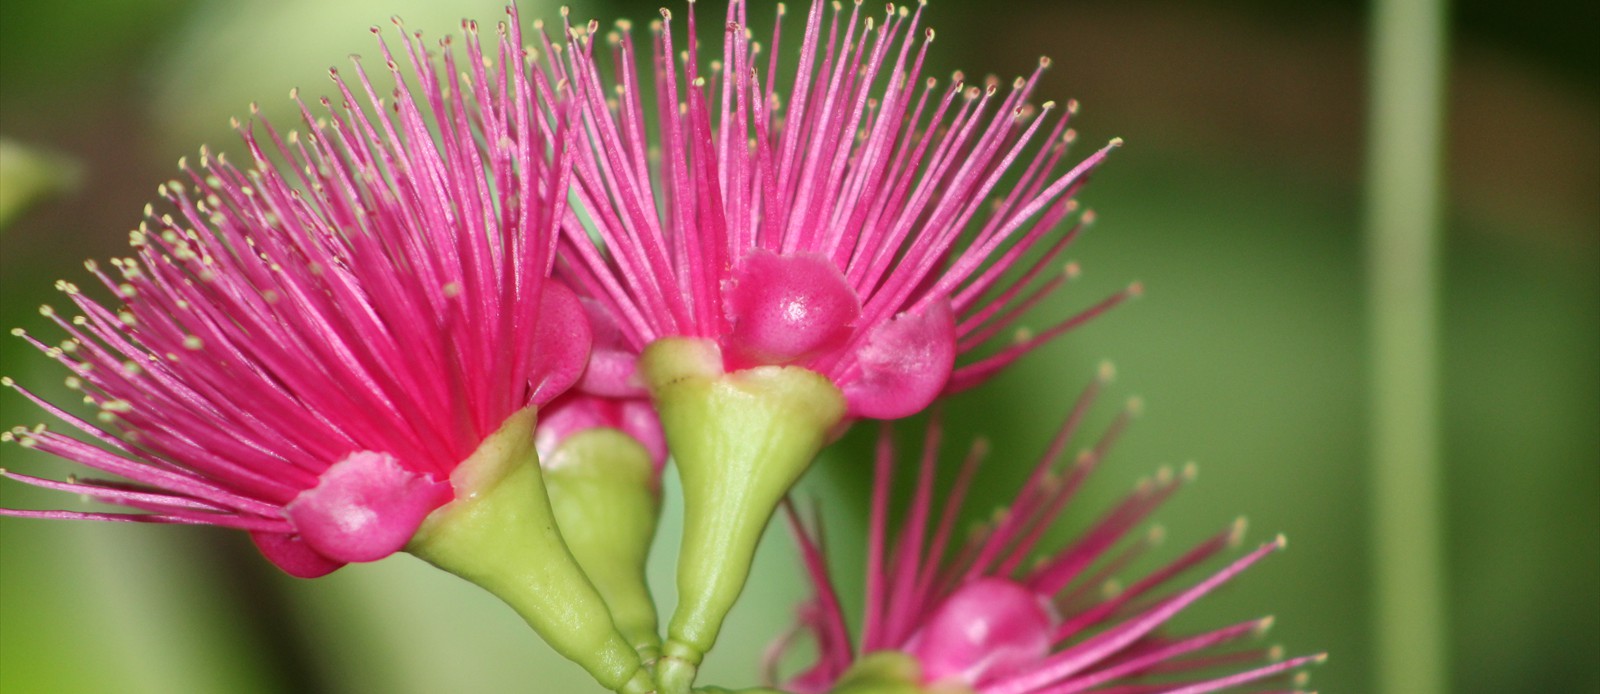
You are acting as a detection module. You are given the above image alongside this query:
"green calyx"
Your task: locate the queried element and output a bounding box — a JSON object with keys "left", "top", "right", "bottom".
{"left": 544, "top": 427, "right": 664, "bottom": 663}
{"left": 406, "top": 408, "right": 654, "bottom": 694}
{"left": 641, "top": 338, "right": 848, "bottom": 694}
{"left": 827, "top": 653, "right": 974, "bottom": 694}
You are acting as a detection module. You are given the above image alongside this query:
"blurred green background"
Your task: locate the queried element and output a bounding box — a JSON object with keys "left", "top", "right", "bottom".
{"left": 1, "top": 0, "right": 1594, "bottom": 692}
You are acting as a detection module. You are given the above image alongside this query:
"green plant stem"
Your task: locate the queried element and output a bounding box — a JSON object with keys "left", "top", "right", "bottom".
{"left": 1365, "top": 0, "right": 1451, "bottom": 691}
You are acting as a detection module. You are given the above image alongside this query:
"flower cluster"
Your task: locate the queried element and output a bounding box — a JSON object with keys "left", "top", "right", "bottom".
{"left": 0, "top": 2, "right": 1319, "bottom": 693}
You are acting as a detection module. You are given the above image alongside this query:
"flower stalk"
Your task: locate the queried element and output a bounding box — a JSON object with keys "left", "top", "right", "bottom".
{"left": 407, "top": 409, "right": 654, "bottom": 694}
{"left": 641, "top": 338, "right": 847, "bottom": 694}
{"left": 544, "top": 427, "right": 665, "bottom": 662}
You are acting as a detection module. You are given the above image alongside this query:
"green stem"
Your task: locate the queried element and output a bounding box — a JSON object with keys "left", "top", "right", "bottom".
{"left": 1365, "top": 0, "right": 1451, "bottom": 691}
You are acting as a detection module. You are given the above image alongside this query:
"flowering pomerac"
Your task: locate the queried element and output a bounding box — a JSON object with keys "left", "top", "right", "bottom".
{"left": 0, "top": 13, "right": 661, "bottom": 694}
{"left": 769, "top": 369, "right": 1324, "bottom": 694}
{"left": 538, "top": 2, "right": 1135, "bottom": 681}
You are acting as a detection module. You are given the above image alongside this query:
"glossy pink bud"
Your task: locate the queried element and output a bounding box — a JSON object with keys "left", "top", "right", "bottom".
{"left": 903, "top": 577, "right": 1055, "bottom": 686}
{"left": 285, "top": 450, "right": 452, "bottom": 564}
{"left": 724, "top": 249, "right": 861, "bottom": 370}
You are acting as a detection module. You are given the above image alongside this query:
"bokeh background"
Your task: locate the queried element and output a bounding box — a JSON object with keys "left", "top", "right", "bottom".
{"left": 1, "top": 0, "right": 1594, "bottom": 692}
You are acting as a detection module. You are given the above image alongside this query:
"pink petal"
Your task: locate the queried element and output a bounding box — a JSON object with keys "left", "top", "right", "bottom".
{"left": 723, "top": 249, "right": 861, "bottom": 370}
{"left": 577, "top": 348, "right": 645, "bottom": 398}
{"left": 903, "top": 577, "right": 1055, "bottom": 687}
{"left": 840, "top": 299, "right": 957, "bottom": 419}
{"left": 574, "top": 297, "right": 648, "bottom": 398}
{"left": 250, "top": 530, "right": 346, "bottom": 578}
{"left": 530, "top": 281, "right": 595, "bottom": 405}
{"left": 535, "top": 393, "right": 668, "bottom": 471}
{"left": 616, "top": 398, "right": 669, "bottom": 469}
{"left": 285, "top": 450, "right": 451, "bottom": 564}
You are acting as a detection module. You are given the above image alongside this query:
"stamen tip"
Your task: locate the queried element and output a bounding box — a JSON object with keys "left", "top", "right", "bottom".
{"left": 1127, "top": 280, "right": 1144, "bottom": 297}
{"left": 1125, "top": 396, "right": 1144, "bottom": 416}
{"left": 1064, "top": 261, "right": 1081, "bottom": 279}
{"left": 1230, "top": 516, "right": 1249, "bottom": 545}
{"left": 1274, "top": 532, "right": 1289, "bottom": 549}
{"left": 1097, "top": 359, "right": 1115, "bottom": 382}
{"left": 1255, "top": 615, "right": 1276, "bottom": 634}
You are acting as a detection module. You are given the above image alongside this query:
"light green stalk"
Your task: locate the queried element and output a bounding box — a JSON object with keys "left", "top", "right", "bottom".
{"left": 544, "top": 428, "right": 664, "bottom": 663}
{"left": 406, "top": 408, "right": 654, "bottom": 694}
{"left": 1365, "top": 0, "right": 1451, "bottom": 691}
{"left": 640, "top": 338, "right": 847, "bottom": 694}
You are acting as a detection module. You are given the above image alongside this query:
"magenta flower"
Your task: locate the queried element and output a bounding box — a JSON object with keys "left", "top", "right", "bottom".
{"left": 1, "top": 11, "right": 586, "bottom": 577}
{"left": 770, "top": 370, "right": 1324, "bottom": 693}
{"left": 548, "top": 0, "right": 1131, "bottom": 419}
{"left": 536, "top": 4, "right": 1135, "bottom": 683}
{"left": 531, "top": 4, "right": 1145, "bottom": 684}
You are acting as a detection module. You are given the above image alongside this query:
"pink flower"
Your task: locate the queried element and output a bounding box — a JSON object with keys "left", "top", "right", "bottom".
{"left": 770, "top": 370, "right": 1324, "bottom": 693}
{"left": 545, "top": 0, "right": 1134, "bottom": 419}
{"left": 1, "top": 10, "right": 588, "bottom": 578}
